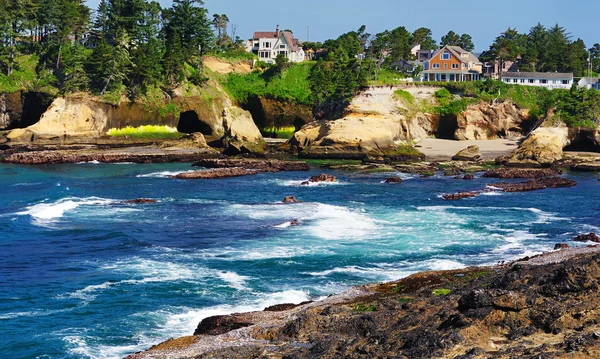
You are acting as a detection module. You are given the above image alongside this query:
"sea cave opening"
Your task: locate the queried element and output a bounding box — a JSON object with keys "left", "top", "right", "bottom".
{"left": 177, "top": 111, "right": 213, "bottom": 135}
{"left": 435, "top": 115, "right": 458, "bottom": 140}
{"left": 563, "top": 131, "right": 600, "bottom": 153}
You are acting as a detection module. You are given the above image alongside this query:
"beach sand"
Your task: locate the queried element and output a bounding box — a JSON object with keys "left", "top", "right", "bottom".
{"left": 416, "top": 138, "right": 521, "bottom": 161}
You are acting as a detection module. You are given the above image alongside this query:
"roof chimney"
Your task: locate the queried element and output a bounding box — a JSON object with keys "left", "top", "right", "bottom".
{"left": 276, "top": 25, "right": 280, "bottom": 38}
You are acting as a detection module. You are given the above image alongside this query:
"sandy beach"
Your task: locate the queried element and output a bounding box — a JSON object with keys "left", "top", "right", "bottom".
{"left": 416, "top": 138, "right": 521, "bottom": 161}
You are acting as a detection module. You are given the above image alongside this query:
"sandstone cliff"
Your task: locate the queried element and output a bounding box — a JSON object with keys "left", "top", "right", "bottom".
{"left": 3, "top": 80, "right": 262, "bottom": 146}
{"left": 289, "top": 86, "right": 532, "bottom": 159}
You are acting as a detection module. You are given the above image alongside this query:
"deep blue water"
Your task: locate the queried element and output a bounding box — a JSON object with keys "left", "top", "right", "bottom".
{"left": 1, "top": 162, "right": 599, "bottom": 358}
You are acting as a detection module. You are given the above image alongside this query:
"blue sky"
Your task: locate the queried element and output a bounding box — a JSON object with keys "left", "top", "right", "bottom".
{"left": 86, "top": 0, "right": 599, "bottom": 52}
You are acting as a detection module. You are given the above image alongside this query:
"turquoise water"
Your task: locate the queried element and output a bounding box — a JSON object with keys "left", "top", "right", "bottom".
{"left": 0, "top": 162, "right": 598, "bottom": 358}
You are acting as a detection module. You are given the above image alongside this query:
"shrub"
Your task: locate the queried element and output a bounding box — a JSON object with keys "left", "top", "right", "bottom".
{"left": 432, "top": 288, "right": 451, "bottom": 297}
{"left": 394, "top": 89, "right": 415, "bottom": 104}
{"left": 107, "top": 125, "right": 184, "bottom": 140}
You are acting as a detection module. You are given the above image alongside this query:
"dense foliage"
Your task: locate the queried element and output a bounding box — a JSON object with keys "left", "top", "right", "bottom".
{"left": 480, "top": 24, "right": 594, "bottom": 77}
{"left": 0, "top": 0, "right": 250, "bottom": 98}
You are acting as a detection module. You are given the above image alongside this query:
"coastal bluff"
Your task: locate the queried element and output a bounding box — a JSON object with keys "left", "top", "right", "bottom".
{"left": 126, "top": 247, "right": 600, "bottom": 359}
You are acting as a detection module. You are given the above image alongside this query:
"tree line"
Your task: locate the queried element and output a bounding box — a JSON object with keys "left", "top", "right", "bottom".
{"left": 0, "top": 0, "right": 246, "bottom": 97}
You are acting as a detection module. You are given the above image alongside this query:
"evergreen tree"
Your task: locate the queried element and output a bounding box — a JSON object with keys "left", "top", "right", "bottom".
{"left": 440, "top": 30, "right": 460, "bottom": 47}
{"left": 590, "top": 43, "right": 600, "bottom": 74}
{"left": 459, "top": 34, "right": 474, "bottom": 51}
{"left": 411, "top": 27, "right": 436, "bottom": 50}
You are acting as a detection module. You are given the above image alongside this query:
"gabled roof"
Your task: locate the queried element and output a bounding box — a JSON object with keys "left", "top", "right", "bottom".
{"left": 253, "top": 31, "right": 278, "bottom": 39}
{"left": 502, "top": 72, "right": 573, "bottom": 80}
{"left": 443, "top": 46, "right": 481, "bottom": 64}
{"left": 252, "top": 30, "right": 302, "bottom": 52}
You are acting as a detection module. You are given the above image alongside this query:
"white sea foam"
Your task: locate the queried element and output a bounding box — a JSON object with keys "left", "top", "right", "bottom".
{"left": 0, "top": 308, "right": 73, "bottom": 320}
{"left": 16, "top": 197, "right": 116, "bottom": 226}
{"left": 64, "top": 334, "right": 150, "bottom": 359}
{"left": 136, "top": 170, "right": 195, "bottom": 178}
{"left": 423, "top": 259, "right": 466, "bottom": 271}
{"left": 217, "top": 271, "right": 251, "bottom": 291}
{"left": 276, "top": 179, "right": 347, "bottom": 187}
{"left": 305, "top": 265, "right": 412, "bottom": 281}
{"left": 76, "top": 160, "right": 101, "bottom": 164}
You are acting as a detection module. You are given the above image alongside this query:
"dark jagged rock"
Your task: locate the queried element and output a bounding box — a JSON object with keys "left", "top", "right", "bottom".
{"left": 573, "top": 233, "right": 600, "bottom": 243}
{"left": 482, "top": 167, "right": 560, "bottom": 179}
{"left": 192, "top": 158, "right": 309, "bottom": 172}
{"left": 264, "top": 301, "right": 313, "bottom": 312}
{"left": 172, "top": 168, "right": 259, "bottom": 179}
{"left": 289, "top": 219, "right": 300, "bottom": 226}
{"left": 554, "top": 243, "right": 570, "bottom": 250}
{"left": 443, "top": 191, "right": 479, "bottom": 200}
{"left": 383, "top": 176, "right": 403, "bottom": 184}
{"left": 123, "top": 198, "right": 157, "bottom": 204}
{"left": 462, "top": 174, "right": 474, "bottom": 180}
{"left": 193, "top": 315, "right": 252, "bottom": 336}
{"left": 301, "top": 173, "right": 337, "bottom": 185}
{"left": 490, "top": 177, "right": 576, "bottom": 192}
{"left": 282, "top": 196, "right": 300, "bottom": 203}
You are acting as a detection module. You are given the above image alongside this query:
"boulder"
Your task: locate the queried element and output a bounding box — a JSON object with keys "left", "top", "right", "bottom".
{"left": 452, "top": 145, "right": 481, "bottom": 162}
{"left": 282, "top": 196, "right": 300, "bottom": 203}
{"left": 301, "top": 174, "right": 337, "bottom": 185}
{"left": 194, "top": 315, "right": 252, "bottom": 336}
{"left": 554, "top": 243, "right": 570, "bottom": 250}
{"left": 462, "top": 174, "right": 474, "bottom": 180}
{"left": 192, "top": 158, "right": 309, "bottom": 172}
{"left": 573, "top": 233, "right": 600, "bottom": 243}
{"left": 504, "top": 117, "right": 569, "bottom": 167}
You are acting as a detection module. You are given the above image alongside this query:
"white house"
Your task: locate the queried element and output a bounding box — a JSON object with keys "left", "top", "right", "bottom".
{"left": 501, "top": 71, "right": 574, "bottom": 90}
{"left": 246, "top": 26, "right": 305, "bottom": 64}
{"left": 578, "top": 77, "right": 600, "bottom": 90}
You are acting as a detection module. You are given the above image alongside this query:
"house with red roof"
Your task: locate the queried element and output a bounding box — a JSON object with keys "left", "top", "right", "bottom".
{"left": 246, "top": 26, "right": 305, "bottom": 64}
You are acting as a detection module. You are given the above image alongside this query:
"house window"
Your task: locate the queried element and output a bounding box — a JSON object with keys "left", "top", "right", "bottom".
{"left": 259, "top": 51, "right": 271, "bottom": 58}
{"left": 279, "top": 44, "right": 285, "bottom": 49}
{"left": 513, "top": 79, "right": 518, "bottom": 83}
{"left": 262, "top": 42, "right": 271, "bottom": 48}
{"left": 433, "top": 63, "right": 440, "bottom": 69}
{"left": 562, "top": 80, "right": 569, "bottom": 85}
{"left": 444, "top": 63, "right": 448, "bottom": 69}
{"left": 520, "top": 79, "right": 525, "bottom": 83}
{"left": 254, "top": 42, "right": 259, "bottom": 47}
{"left": 442, "top": 51, "right": 451, "bottom": 60}
{"left": 504, "top": 79, "right": 510, "bottom": 83}
{"left": 540, "top": 79, "right": 547, "bottom": 84}
{"left": 462, "top": 63, "right": 467, "bottom": 69}
{"left": 528, "top": 79, "right": 535, "bottom": 84}
{"left": 452, "top": 64, "right": 459, "bottom": 69}
{"left": 278, "top": 51, "right": 287, "bottom": 56}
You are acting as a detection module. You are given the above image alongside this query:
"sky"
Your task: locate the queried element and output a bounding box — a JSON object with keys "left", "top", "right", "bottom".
{"left": 85, "top": 0, "right": 599, "bottom": 52}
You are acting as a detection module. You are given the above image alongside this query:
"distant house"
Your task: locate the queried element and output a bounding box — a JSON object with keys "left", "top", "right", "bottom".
{"left": 501, "top": 72, "right": 574, "bottom": 89}
{"left": 246, "top": 26, "right": 305, "bottom": 64}
{"left": 482, "top": 60, "right": 517, "bottom": 79}
{"left": 416, "top": 49, "right": 435, "bottom": 62}
{"left": 422, "top": 45, "right": 483, "bottom": 82}
{"left": 78, "top": 31, "right": 101, "bottom": 49}
{"left": 578, "top": 77, "right": 600, "bottom": 90}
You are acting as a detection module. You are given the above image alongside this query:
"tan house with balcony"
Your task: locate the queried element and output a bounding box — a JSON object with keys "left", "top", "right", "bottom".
{"left": 246, "top": 26, "right": 305, "bottom": 64}
{"left": 422, "top": 45, "right": 482, "bottom": 82}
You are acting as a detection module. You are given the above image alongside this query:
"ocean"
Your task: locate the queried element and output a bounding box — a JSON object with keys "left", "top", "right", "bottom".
{"left": 0, "top": 162, "right": 598, "bottom": 358}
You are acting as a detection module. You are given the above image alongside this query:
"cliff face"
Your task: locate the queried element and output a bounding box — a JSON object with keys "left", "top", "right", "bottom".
{"left": 289, "top": 86, "right": 532, "bottom": 159}
{"left": 127, "top": 248, "right": 600, "bottom": 359}
{"left": 4, "top": 82, "right": 263, "bottom": 145}
{"left": 0, "top": 91, "right": 54, "bottom": 130}
{"left": 243, "top": 96, "right": 313, "bottom": 131}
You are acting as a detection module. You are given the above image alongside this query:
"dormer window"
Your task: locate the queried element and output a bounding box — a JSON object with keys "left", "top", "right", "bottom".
{"left": 442, "top": 51, "right": 451, "bottom": 60}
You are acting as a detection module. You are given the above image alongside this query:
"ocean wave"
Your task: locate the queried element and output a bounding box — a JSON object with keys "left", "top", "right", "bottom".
{"left": 275, "top": 179, "right": 348, "bottom": 187}
{"left": 76, "top": 160, "right": 101, "bottom": 164}
{"left": 217, "top": 271, "right": 251, "bottom": 291}
{"left": 16, "top": 197, "right": 116, "bottom": 226}
{"left": 229, "top": 202, "right": 379, "bottom": 240}
{"left": 136, "top": 170, "right": 195, "bottom": 178}
{"left": 0, "top": 307, "right": 73, "bottom": 320}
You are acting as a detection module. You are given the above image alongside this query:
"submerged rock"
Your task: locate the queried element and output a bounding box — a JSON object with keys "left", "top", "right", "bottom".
{"left": 443, "top": 191, "right": 479, "bottom": 200}
{"left": 482, "top": 167, "right": 560, "bottom": 179}
{"left": 489, "top": 177, "right": 576, "bottom": 192}
{"left": 192, "top": 158, "right": 309, "bottom": 172}
{"left": 123, "top": 198, "right": 157, "bottom": 204}
{"left": 573, "top": 233, "right": 600, "bottom": 243}
{"left": 452, "top": 145, "right": 481, "bottom": 162}
{"left": 172, "top": 167, "right": 259, "bottom": 179}
{"left": 383, "top": 177, "right": 403, "bottom": 184}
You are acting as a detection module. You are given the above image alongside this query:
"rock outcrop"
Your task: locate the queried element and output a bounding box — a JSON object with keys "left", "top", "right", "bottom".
{"left": 301, "top": 173, "right": 337, "bottom": 185}
{"left": 452, "top": 145, "right": 481, "bottom": 161}
{"left": 289, "top": 86, "right": 435, "bottom": 159}
{"left": 573, "top": 233, "right": 600, "bottom": 243}
{"left": 455, "top": 102, "right": 530, "bottom": 140}
{"left": 482, "top": 167, "right": 560, "bottom": 179}
{"left": 126, "top": 248, "right": 600, "bottom": 359}
{"left": 192, "top": 158, "right": 309, "bottom": 172}
{"left": 489, "top": 177, "right": 577, "bottom": 192}
{"left": 503, "top": 113, "right": 570, "bottom": 167}
{"left": 0, "top": 91, "right": 54, "bottom": 130}
{"left": 5, "top": 81, "right": 264, "bottom": 149}
{"left": 172, "top": 168, "right": 259, "bottom": 179}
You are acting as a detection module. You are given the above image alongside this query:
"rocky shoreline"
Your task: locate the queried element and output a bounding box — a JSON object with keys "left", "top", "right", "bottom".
{"left": 126, "top": 245, "right": 600, "bottom": 359}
